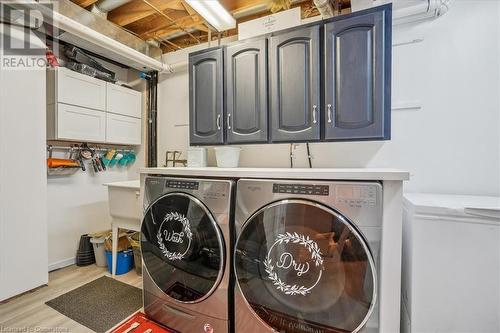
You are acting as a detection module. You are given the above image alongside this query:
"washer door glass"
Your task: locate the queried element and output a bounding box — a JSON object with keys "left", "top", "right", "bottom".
{"left": 235, "top": 200, "right": 376, "bottom": 333}
{"left": 141, "top": 193, "right": 224, "bottom": 303}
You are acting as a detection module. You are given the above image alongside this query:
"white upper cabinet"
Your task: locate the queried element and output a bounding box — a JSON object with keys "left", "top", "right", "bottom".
{"left": 106, "top": 113, "right": 141, "bottom": 145}
{"left": 106, "top": 83, "right": 142, "bottom": 118}
{"left": 48, "top": 103, "right": 106, "bottom": 142}
{"left": 48, "top": 67, "right": 106, "bottom": 111}
{"left": 47, "top": 67, "right": 143, "bottom": 145}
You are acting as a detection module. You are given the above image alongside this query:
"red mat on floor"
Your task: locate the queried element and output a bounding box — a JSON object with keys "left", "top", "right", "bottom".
{"left": 111, "top": 312, "right": 177, "bottom": 333}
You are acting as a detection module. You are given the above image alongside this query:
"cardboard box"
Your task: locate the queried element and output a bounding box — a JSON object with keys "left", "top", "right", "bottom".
{"left": 90, "top": 229, "right": 132, "bottom": 252}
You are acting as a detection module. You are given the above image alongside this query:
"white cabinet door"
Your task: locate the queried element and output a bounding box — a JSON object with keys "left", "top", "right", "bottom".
{"left": 106, "top": 113, "right": 141, "bottom": 145}
{"left": 57, "top": 67, "right": 106, "bottom": 111}
{"left": 57, "top": 103, "right": 106, "bottom": 142}
{"left": 106, "top": 83, "right": 142, "bottom": 118}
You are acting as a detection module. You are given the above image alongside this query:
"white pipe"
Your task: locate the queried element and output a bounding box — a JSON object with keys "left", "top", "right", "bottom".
{"left": 12, "top": 0, "right": 171, "bottom": 72}
{"left": 94, "top": 0, "right": 132, "bottom": 13}
{"left": 91, "top": 0, "right": 132, "bottom": 18}
{"left": 313, "top": 0, "right": 335, "bottom": 18}
{"left": 168, "top": 61, "right": 188, "bottom": 73}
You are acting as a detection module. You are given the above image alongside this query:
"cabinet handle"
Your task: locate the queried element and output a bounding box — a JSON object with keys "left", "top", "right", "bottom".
{"left": 312, "top": 105, "right": 317, "bottom": 124}
{"left": 327, "top": 104, "right": 333, "bottom": 123}
{"left": 227, "top": 114, "right": 231, "bottom": 130}
{"left": 216, "top": 114, "right": 221, "bottom": 130}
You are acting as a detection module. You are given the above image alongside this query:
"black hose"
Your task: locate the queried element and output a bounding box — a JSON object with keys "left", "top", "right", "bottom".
{"left": 306, "top": 143, "right": 313, "bottom": 168}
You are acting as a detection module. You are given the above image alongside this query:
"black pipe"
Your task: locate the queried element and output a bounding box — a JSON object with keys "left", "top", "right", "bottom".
{"left": 147, "top": 71, "right": 158, "bottom": 167}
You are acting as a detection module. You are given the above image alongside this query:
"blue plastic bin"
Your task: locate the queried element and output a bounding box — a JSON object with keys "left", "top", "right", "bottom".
{"left": 105, "top": 250, "right": 134, "bottom": 275}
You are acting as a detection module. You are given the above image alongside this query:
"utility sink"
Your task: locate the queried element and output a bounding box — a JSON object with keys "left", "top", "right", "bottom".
{"left": 105, "top": 180, "right": 141, "bottom": 220}
{"left": 104, "top": 179, "right": 141, "bottom": 276}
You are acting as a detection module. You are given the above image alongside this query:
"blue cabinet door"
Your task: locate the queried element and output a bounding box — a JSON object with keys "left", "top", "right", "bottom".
{"left": 225, "top": 39, "right": 268, "bottom": 144}
{"left": 324, "top": 6, "right": 391, "bottom": 140}
{"left": 269, "top": 26, "right": 321, "bottom": 142}
{"left": 189, "top": 47, "right": 224, "bottom": 145}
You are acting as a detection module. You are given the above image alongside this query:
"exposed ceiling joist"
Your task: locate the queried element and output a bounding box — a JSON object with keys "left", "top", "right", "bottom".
{"left": 72, "top": 0, "right": 353, "bottom": 53}
{"left": 141, "top": 0, "right": 201, "bottom": 43}
{"left": 127, "top": 10, "right": 194, "bottom": 36}
{"left": 180, "top": 0, "right": 197, "bottom": 17}
{"left": 141, "top": 14, "right": 201, "bottom": 40}
{"left": 71, "top": 0, "right": 99, "bottom": 7}
{"left": 107, "top": 0, "right": 184, "bottom": 26}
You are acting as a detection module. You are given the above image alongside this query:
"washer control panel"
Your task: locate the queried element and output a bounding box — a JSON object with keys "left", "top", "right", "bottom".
{"left": 273, "top": 183, "right": 330, "bottom": 196}
{"left": 165, "top": 180, "right": 199, "bottom": 190}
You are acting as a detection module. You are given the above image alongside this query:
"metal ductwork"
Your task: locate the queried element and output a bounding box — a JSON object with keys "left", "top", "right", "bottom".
{"left": 313, "top": 0, "right": 335, "bottom": 18}
{"left": 8, "top": 0, "right": 168, "bottom": 71}
{"left": 91, "top": 0, "right": 132, "bottom": 18}
{"left": 392, "top": 0, "right": 450, "bottom": 25}
{"left": 351, "top": 0, "right": 450, "bottom": 25}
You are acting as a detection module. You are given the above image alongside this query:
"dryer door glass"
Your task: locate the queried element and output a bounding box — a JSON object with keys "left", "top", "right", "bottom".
{"left": 141, "top": 193, "right": 224, "bottom": 303}
{"left": 235, "top": 199, "right": 376, "bottom": 333}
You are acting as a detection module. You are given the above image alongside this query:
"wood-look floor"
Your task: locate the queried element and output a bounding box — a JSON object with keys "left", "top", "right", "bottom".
{"left": 0, "top": 265, "right": 142, "bottom": 332}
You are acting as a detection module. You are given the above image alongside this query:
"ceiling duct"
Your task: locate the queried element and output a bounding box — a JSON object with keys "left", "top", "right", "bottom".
{"left": 351, "top": 0, "right": 450, "bottom": 25}
{"left": 392, "top": 0, "right": 450, "bottom": 25}
{"left": 90, "top": 0, "right": 132, "bottom": 19}
{"left": 313, "top": 0, "right": 335, "bottom": 18}
{"left": 7, "top": 0, "right": 167, "bottom": 71}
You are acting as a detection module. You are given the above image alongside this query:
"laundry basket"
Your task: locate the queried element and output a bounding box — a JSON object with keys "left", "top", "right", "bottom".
{"left": 128, "top": 232, "right": 142, "bottom": 275}
{"left": 90, "top": 236, "right": 107, "bottom": 267}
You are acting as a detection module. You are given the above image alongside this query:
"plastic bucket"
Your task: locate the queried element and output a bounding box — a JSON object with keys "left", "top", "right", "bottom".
{"left": 214, "top": 147, "right": 241, "bottom": 168}
{"left": 90, "top": 237, "right": 107, "bottom": 267}
{"left": 76, "top": 234, "right": 95, "bottom": 266}
{"left": 105, "top": 250, "right": 134, "bottom": 275}
{"left": 128, "top": 232, "right": 142, "bottom": 275}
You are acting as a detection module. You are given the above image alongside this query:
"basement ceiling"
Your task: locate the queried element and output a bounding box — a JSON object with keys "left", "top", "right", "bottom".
{"left": 71, "top": 0, "right": 352, "bottom": 53}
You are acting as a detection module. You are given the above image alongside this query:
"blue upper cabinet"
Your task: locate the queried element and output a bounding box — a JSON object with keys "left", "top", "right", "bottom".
{"left": 187, "top": 5, "right": 391, "bottom": 146}
{"left": 189, "top": 47, "right": 224, "bottom": 145}
{"left": 323, "top": 5, "right": 391, "bottom": 141}
{"left": 225, "top": 39, "right": 268, "bottom": 144}
{"left": 269, "top": 26, "right": 321, "bottom": 143}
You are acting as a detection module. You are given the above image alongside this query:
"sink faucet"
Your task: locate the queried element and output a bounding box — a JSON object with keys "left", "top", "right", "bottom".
{"left": 164, "top": 150, "right": 187, "bottom": 167}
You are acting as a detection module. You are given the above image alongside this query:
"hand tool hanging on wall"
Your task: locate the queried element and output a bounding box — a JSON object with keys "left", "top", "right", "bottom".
{"left": 90, "top": 147, "right": 100, "bottom": 172}
{"left": 97, "top": 149, "right": 106, "bottom": 171}
{"left": 79, "top": 143, "right": 94, "bottom": 171}
{"left": 46, "top": 143, "right": 136, "bottom": 174}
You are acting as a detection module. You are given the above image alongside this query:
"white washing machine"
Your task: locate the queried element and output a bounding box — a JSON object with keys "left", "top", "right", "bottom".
{"left": 234, "top": 179, "right": 383, "bottom": 333}
{"left": 141, "top": 176, "right": 234, "bottom": 333}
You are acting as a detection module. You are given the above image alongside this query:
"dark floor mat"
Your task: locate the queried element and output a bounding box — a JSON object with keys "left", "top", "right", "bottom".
{"left": 45, "top": 276, "right": 142, "bottom": 332}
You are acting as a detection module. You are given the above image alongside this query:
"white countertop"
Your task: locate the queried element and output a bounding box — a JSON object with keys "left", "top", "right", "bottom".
{"left": 139, "top": 167, "right": 409, "bottom": 181}
{"left": 103, "top": 179, "right": 140, "bottom": 189}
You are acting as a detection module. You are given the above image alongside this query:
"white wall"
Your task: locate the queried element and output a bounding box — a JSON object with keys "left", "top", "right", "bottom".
{"left": 47, "top": 63, "right": 147, "bottom": 270}
{"left": 158, "top": 0, "right": 500, "bottom": 197}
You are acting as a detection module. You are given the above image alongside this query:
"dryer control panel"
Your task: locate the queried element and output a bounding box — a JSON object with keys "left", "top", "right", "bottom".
{"left": 335, "top": 184, "right": 378, "bottom": 208}
{"left": 273, "top": 183, "right": 329, "bottom": 196}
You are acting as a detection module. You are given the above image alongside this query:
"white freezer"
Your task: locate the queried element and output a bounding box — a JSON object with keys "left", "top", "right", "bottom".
{"left": 402, "top": 193, "right": 500, "bottom": 333}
